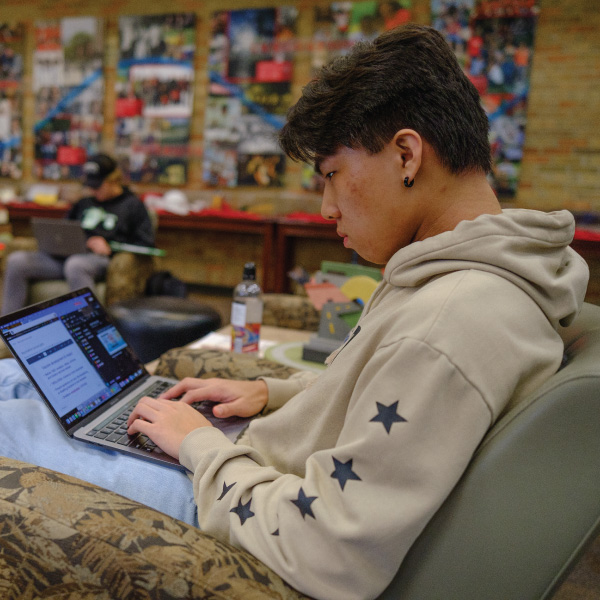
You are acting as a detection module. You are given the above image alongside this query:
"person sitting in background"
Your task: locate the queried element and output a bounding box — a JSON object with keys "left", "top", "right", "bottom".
{"left": 1, "top": 153, "right": 154, "bottom": 314}
{"left": 0, "top": 25, "right": 589, "bottom": 600}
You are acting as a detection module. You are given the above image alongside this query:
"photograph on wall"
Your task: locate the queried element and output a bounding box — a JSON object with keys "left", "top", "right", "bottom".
{"left": 204, "top": 6, "right": 297, "bottom": 188}
{"left": 312, "top": 1, "right": 411, "bottom": 72}
{"left": 116, "top": 13, "right": 196, "bottom": 186}
{"left": 33, "top": 18, "right": 104, "bottom": 181}
{"left": 302, "top": 1, "right": 412, "bottom": 190}
{"left": 432, "top": 0, "right": 540, "bottom": 198}
{"left": 0, "top": 23, "right": 25, "bottom": 180}
{"left": 238, "top": 153, "right": 285, "bottom": 187}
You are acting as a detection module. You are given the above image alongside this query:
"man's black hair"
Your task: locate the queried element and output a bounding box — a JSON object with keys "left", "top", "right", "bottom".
{"left": 279, "top": 24, "right": 492, "bottom": 175}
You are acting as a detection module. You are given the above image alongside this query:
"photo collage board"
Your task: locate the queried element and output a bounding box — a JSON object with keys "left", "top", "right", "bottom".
{"left": 0, "top": 23, "right": 25, "bottom": 180}
{"left": 204, "top": 7, "right": 298, "bottom": 188}
{"left": 312, "top": 0, "right": 412, "bottom": 72}
{"left": 116, "top": 13, "right": 196, "bottom": 186}
{"left": 204, "top": 2, "right": 412, "bottom": 189}
{"left": 302, "top": 0, "right": 412, "bottom": 190}
{"left": 4, "top": 2, "right": 536, "bottom": 197}
{"left": 432, "top": 0, "right": 540, "bottom": 199}
{"left": 33, "top": 18, "right": 104, "bottom": 182}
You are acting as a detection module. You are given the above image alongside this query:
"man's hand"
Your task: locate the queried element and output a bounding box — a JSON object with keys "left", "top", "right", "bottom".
{"left": 86, "top": 236, "right": 112, "bottom": 255}
{"left": 160, "top": 377, "right": 269, "bottom": 419}
{"left": 127, "top": 397, "right": 213, "bottom": 460}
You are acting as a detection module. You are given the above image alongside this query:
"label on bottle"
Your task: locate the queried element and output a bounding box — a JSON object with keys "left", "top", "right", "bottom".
{"left": 231, "top": 300, "right": 261, "bottom": 353}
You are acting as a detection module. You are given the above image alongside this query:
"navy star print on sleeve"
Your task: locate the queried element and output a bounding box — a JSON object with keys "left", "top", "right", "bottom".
{"left": 292, "top": 487, "right": 318, "bottom": 520}
{"left": 370, "top": 400, "right": 407, "bottom": 434}
{"left": 217, "top": 481, "right": 235, "bottom": 500}
{"left": 331, "top": 457, "right": 362, "bottom": 491}
{"left": 230, "top": 498, "right": 255, "bottom": 525}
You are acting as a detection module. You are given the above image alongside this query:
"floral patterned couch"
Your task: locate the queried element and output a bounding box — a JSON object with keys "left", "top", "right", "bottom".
{"left": 0, "top": 347, "right": 311, "bottom": 600}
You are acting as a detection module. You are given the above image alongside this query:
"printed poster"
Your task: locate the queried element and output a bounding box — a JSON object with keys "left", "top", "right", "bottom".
{"left": 33, "top": 18, "right": 104, "bottom": 181}
{"left": 204, "top": 7, "right": 297, "bottom": 188}
{"left": 0, "top": 23, "right": 25, "bottom": 180}
{"left": 432, "top": 0, "right": 539, "bottom": 198}
{"left": 116, "top": 13, "right": 196, "bottom": 186}
{"left": 303, "top": 1, "right": 412, "bottom": 191}
{"left": 312, "top": 1, "right": 410, "bottom": 72}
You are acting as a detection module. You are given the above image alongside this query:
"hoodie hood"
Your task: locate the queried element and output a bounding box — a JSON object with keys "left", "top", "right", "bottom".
{"left": 380, "top": 209, "right": 589, "bottom": 328}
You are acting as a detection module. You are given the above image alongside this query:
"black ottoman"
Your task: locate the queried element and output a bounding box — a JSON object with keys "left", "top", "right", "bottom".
{"left": 108, "top": 296, "right": 222, "bottom": 364}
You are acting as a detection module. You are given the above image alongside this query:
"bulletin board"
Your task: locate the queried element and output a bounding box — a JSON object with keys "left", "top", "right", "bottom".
{"left": 203, "top": 6, "right": 298, "bottom": 188}
{"left": 303, "top": 1, "right": 412, "bottom": 191}
{"left": 0, "top": 23, "right": 25, "bottom": 180}
{"left": 33, "top": 17, "right": 104, "bottom": 181}
{"left": 116, "top": 13, "right": 196, "bottom": 186}
{"left": 312, "top": 1, "right": 411, "bottom": 72}
{"left": 432, "top": 0, "right": 540, "bottom": 199}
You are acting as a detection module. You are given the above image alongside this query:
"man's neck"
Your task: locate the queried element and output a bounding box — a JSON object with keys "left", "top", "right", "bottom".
{"left": 412, "top": 170, "right": 502, "bottom": 243}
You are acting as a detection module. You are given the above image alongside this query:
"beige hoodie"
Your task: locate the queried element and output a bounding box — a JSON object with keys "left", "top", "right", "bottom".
{"left": 180, "top": 209, "right": 589, "bottom": 600}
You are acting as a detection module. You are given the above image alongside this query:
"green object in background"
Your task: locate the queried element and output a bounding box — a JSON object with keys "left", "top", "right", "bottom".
{"left": 320, "top": 260, "right": 382, "bottom": 281}
{"left": 265, "top": 341, "right": 326, "bottom": 373}
{"left": 109, "top": 242, "right": 166, "bottom": 257}
{"left": 302, "top": 300, "right": 363, "bottom": 364}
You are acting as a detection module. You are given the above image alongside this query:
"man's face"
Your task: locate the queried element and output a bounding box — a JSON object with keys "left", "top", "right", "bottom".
{"left": 319, "top": 144, "right": 418, "bottom": 265}
{"left": 91, "top": 180, "right": 116, "bottom": 202}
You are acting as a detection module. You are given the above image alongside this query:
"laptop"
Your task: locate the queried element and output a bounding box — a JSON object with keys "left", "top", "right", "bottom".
{"left": 0, "top": 288, "right": 252, "bottom": 471}
{"left": 31, "top": 218, "right": 89, "bottom": 257}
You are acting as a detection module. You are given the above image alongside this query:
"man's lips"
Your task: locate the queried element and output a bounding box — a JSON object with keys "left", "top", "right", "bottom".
{"left": 338, "top": 231, "right": 350, "bottom": 247}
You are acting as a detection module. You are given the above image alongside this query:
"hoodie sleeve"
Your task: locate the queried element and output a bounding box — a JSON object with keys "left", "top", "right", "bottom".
{"left": 261, "top": 371, "right": 319, "bottom": 411}
{"left": 179, "top": 338, "right": 494, "bottom": 600}
{"left": 125, "top": 198, "right": 155, "bottom": 247}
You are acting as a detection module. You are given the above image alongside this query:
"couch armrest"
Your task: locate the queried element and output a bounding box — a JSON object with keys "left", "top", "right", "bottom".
{"left": 0, "top": 236, "right": 38, "bottom": 271}
{"left": 105, "top": 251, "right": 155, "bottom": 305}
{"left": 262, "top": 294, "right": 320, "bottom": 331}
{"left": 154, "top": 346, "right": 299, "bottom": 381}
{"left": 0, "top": 237, "right": 39, "bottom": 303}
{"left": 0, "top": 455, "right": 309, "bottom": 599}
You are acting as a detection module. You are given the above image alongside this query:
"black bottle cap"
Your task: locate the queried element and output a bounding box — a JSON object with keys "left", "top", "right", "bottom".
{"left": 242, "top": 262, "right": 256, "bottom": 280}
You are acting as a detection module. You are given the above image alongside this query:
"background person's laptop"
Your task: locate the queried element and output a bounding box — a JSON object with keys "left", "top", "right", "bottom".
{"left": 0, "top": 288, "right": 251, "bottom": 471}
{"left": 31, "top": 218, "right": 88, "bottom": 257}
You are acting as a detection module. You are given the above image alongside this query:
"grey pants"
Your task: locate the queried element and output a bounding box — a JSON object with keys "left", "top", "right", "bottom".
{"left": 1, "top": 250, "right": 110, "bottom": 314}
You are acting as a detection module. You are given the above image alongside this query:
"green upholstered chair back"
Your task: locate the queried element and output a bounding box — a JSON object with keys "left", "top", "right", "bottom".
{"left": 378, "top": 302, "right": 600, "bottom": 600}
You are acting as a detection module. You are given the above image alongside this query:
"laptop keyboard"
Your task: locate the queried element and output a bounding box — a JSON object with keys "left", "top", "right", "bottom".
{"left": 85, "top": 380, "right": 173, "bottom": 453}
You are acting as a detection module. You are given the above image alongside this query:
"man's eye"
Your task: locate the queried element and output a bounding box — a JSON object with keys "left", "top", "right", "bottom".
{"left": 325, "top": 171, "right": 335, "bottom": 180}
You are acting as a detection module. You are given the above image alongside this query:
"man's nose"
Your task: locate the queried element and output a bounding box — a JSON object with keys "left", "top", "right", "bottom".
{"left": 321, "top": 189, "right": 340, "bottom": 221}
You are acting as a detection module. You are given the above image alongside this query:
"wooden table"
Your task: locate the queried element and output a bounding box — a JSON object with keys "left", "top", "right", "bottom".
{"left": 6, "top": 203, "right": 68, "bottom": 236}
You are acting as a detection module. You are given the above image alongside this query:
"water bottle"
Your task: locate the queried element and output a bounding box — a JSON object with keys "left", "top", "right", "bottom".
{"left": 231, "top": 262, "right": 263, "bottom": 354}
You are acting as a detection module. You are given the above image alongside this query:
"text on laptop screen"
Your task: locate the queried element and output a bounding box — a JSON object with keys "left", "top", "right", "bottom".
{"left": 0, "top": 291, "right": 145, "bottom": 428}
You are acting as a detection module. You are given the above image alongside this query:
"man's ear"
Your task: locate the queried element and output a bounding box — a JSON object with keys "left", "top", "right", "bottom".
{"left": 392, "top": 129, "right": 422, "bottom": 182}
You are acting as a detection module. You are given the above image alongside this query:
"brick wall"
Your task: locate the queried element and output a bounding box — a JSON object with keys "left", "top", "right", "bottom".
{"left": 516, "top": 0, "right": 600, "bottom": 212}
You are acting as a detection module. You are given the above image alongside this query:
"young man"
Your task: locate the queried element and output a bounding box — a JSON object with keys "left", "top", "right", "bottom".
{"left": 1, "top": 153, "right": 154, "bottom": 314}
{"left": 0, "top": 25, "right": 589, "bottom": 600}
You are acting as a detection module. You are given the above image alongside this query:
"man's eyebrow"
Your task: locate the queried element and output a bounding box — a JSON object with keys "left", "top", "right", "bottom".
{"left": 315, "top": 155, "right": 330, "bottom": 177}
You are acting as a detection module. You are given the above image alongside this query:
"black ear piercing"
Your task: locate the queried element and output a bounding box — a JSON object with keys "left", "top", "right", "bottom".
{"left": 404, "top": 177, "right": 414, "bottom": 188}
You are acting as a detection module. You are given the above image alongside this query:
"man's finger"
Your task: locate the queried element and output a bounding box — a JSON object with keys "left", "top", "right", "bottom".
{"left": 159, "top": 382, "right": 188, "bottom": 399}
{"left": 127, "top": 396, "right": 164, "bottom": 426}
{"left": 212, "top": 401, "right": 235, "bottom": 418}
{"left": 127, "top": 416, "right": 152, "bottom": 436}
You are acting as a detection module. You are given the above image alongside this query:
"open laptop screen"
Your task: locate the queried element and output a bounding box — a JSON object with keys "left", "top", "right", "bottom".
{"left": 0, "top": 288, "right": 147, "bottom": 430}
